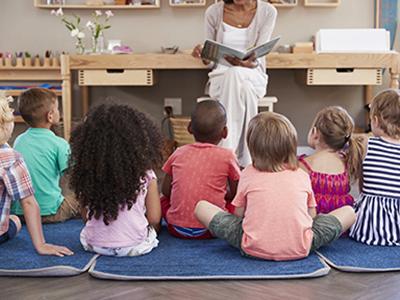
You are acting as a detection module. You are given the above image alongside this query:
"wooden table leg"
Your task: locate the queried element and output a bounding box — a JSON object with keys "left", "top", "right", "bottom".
{"left": 61, "top": 54, "right": 71, "bottom": 140}
{"left": 81, "top": 85, "right": 89, "bottom": 117}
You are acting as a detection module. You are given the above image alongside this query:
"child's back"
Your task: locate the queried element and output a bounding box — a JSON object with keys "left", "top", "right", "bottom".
{"left": 13, "top": 128, "right": 69, "bottom": 216}
{"left": 163, "top": 143, "right": 239, "bottom": 229}
{"left": 300, "top": 106, "right": 364, "bottom": 214}
{"left": 69, "top": 104, "right": 164, "bottom": 256}
{"left": 162, "top": 100, "right": 240, "bottom": 238}
{"left": 350, "top": 90, "right": 400, "bottom": 246}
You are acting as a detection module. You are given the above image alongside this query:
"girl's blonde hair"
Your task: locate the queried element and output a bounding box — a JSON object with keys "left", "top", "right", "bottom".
{"left": 0, "top": 92, "right": 14, "bottom": 144}
{"left": 247, "top": 112, "right": 298, "bottom": 172}
{"left": 370, "top": 89, "right": 400, "bottom": 139}
{"left": 312, "top": 106, "right": 364, "bottom": 181}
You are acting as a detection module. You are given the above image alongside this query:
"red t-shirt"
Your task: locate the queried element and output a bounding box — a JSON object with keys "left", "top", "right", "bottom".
{"left": 163, "top": 143, "right": 241, "bottom": 228}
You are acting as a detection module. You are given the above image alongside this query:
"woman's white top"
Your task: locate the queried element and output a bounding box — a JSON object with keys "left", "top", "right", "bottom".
{"left": 214, "top": 22, "right": 250, "bottom": 73}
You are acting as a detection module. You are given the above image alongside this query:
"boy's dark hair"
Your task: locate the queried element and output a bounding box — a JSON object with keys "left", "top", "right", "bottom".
{"left": 190, "top": 100, "right": 226, "bottom": 143}
{"left": 69, "top": 104, "right": 164, "bottom": 225}
{"left": 18, "top": 88, "right": 57, "bottom": 127}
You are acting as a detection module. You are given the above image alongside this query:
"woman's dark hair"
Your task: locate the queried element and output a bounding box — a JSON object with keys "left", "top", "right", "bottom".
{"left": 223, "top": 0, "right": 234, "bottom": 3}
{"left": 69, "top": 103, "right": 164, "bottom": 225}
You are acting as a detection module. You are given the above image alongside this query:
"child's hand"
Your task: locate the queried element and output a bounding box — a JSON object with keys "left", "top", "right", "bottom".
{"left": 36, "top": 243, "right": 74, "bottom": 257}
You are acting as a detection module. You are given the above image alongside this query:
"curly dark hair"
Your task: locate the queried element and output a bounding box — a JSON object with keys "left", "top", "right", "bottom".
{"left": 69, "top": 104, "right": 164, "bottom": 225}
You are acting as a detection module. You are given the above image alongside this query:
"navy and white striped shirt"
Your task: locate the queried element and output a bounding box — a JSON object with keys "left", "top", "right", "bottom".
{"left": 350, "top": 137, "right": 400, "bottom": 246}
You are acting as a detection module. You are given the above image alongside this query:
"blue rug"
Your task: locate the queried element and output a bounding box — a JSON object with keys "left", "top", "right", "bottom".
{"left": 89, "top": 230, "right": 330, "bottom": 280}
{"left": 0, "top": 220, "right": 97, "bottom": 277}
{"left": 317, "top": 238, "right": 400, "bottom": 272}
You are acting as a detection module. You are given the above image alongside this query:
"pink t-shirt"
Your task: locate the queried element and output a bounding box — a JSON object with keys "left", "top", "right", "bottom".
{"left": 81, "top": 170, "right": 156, "bottom": 248}
{"left": 232, "top": 166, "right": 316, "bottom": 261}
{"left": 163, "top": 142, "right": 241, "bottom": 228}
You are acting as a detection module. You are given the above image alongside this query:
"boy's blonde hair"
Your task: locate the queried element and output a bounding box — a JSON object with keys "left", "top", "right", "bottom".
{"left": 312, "top": 106, "right": 364, "bottom": 181}
{"left": 247, "top": 112, "right": 298, "bottom": 172}
{"left": 0, "top": 92, "right": 14, "bottom": 144}
{"left": 370, "top": 89, "right": 400, "bottom": 139}
{"left": 18, "top": 88, "right": 57, "bottom": 127}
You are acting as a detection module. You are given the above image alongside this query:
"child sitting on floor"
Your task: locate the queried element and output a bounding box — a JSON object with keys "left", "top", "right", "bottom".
{"left": 0, "top": 92, "right": 73, "bottom": 257}
{"left": 350, "top": 89, "right": 400, "bottom": 246}
{"left": 12, "top": 88, "right": 79, "bottom": 223}
{"left": 299, "top": 106, "right": 364, "bottom": 214}
{"left": 161, "top": 100, "right": 241, "bottom": 239}
{"left": 195, "top": 112, "right": 356, "bottom": 261}
{"left": 69, "top": 104, "right": 163, "bottom": 256}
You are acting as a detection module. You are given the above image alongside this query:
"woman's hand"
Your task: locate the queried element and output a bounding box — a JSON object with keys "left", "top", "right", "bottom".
{"left": 224, "top": 53, "right": 259, "bottom": 68}
{"left": 192, "top": 44, "right": 211, "bottom": 65}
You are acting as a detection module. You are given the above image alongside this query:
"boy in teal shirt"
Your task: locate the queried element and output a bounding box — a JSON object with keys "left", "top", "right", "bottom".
{"left": 12, "top": 88, "right": 79, "bottom": 223}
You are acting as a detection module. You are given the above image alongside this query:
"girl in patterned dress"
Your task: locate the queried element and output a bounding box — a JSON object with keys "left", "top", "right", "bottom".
{"left": 299, "top": 106, "right": 365, "bottom": 214}
{"left": 350, "top": 89, "right": 400, "bottom": 246}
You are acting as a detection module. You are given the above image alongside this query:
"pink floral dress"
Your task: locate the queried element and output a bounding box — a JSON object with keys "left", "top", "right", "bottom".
{"left": 299, "top": 155, "right": 354, "bottom": 214}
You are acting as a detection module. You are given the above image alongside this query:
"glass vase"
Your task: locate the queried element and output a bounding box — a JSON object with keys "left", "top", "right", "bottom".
{"left": 92, "top": 32, "right": 105, "bottom": 54}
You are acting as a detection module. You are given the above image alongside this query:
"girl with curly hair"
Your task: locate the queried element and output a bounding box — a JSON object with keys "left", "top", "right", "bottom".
{"left": 69, "top": 104, "right": 163, "bottom": 257}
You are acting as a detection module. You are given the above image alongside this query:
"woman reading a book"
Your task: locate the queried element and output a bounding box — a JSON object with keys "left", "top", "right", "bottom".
{"left": 192, "top": 0, "right": 277, "bottom": 167}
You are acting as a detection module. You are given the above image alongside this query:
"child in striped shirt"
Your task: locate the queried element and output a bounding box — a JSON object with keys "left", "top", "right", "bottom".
{"left": 350, "top": 89, "right": 400, "bottom": 246}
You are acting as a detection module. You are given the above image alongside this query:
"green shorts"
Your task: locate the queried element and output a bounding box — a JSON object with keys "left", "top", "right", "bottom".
{"left": 209, "top": 211, "right": 342, "bottom": 256}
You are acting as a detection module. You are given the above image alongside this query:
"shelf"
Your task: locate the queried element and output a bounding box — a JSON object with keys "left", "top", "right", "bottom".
{"left": 304, "top": 0, "right": 340, "bottom": 7}
{"left": 213, "top": 0, "right": 298, "bottom": 8}
{"left": 169, "top": 0, "right": 206, "bottom": 7}
{"left": 3, "top": 90, "right": 62, "bottom": 97}
{"left": 34, "top": 0, "right": 160, "bottom": 9}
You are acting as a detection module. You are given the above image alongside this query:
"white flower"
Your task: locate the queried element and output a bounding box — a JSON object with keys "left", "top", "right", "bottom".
{"left": 86, "top": 21, "right": 95, "bottom": 29}
{"left": 95, "top": 10, "right": 102, "bottom": 16}
{"left": 70, "top": 29, "right": 79, "bottom": 37}
{"left": 51, "top": 9, "right": 56, "bottom": 15}
{"left": 105, "top": 10, "right": 114, "bottom": 18}
{"left": 55, "top": 7, "right": 64, "bottom": 16}
{"left": 77, "top": 31, "right": 85, "bottom": 39}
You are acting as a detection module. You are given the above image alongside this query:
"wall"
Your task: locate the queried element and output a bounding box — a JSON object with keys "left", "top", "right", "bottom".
{"left": 1, "top": 0, "right": 379, "bottom": 144}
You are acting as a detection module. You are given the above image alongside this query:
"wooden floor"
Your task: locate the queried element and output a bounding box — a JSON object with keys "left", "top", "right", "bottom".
{"left": 1, "top": 269, "right": 400, "bottom": 300}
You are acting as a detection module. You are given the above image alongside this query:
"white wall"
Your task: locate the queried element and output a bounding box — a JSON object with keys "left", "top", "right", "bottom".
{"left": 1, "top": 0, "right": 381, "bottom": 144}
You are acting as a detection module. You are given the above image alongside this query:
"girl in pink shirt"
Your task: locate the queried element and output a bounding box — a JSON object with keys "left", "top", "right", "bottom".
{"left": 69, "top": 104, "right": 163, "bottom": 257}
{"left": 195, "top": 112, "right": 356, "bottom": 261}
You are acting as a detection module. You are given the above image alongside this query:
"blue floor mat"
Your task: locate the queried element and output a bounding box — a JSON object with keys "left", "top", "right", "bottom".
{"left": 0, "top": 220, "right": 97, "bottom": 277}
{"left": 317, "top": 238, "right": 400, "bottom": 272}
{"left": 90, "top": 230, "right": 330, "bottom": 280}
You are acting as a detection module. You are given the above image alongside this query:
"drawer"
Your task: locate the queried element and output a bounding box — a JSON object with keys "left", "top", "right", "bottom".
{"left": 78, "top": 69, "right": 154, "bottom": 86}
{"left": 307, "top": 68, "right": 382, "bottom": 85}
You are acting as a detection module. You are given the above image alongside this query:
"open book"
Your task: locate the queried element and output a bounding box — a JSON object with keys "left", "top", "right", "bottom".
{"left": 201, "top": 36, "right": 280, "bottom": 63}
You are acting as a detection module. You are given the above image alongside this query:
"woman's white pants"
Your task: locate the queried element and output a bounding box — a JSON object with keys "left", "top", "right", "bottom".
{"left": 208, "top": 66, "right": 267, "bottom": 167}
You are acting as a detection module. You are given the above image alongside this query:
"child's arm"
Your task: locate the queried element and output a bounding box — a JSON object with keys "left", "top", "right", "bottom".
{"left": 145, "top": 179, "right": 162, "bottom": 232}
{"left": 308, "top": 207, "right": 317, "bottom": 219}
{"left": 21, "top": 195, "right": 74, "bottom": 257}
{"left": 234, "top": 206, "right": 245, "bottom": 218}
{"left": 161, "top": 174, "right": 172, "bottom": 198}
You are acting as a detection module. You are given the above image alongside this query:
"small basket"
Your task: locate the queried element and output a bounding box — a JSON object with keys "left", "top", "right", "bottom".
{"left": 169, "top": 117, "right": 194, "bottom": 147}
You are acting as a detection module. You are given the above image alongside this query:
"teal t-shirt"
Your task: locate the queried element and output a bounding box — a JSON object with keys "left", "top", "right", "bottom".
{"left": 11, "top": 128, "right": 70, "bottom": 216}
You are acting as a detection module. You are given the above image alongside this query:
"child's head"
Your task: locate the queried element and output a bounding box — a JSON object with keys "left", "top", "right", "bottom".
{"left": 189, "top": 100, "right": 227, "bottom": 144}
{"left": 0, "top": 92, "right": 14, "bottom": 145}
{"left": 308, "top": 106, "right": 354, "bottom": 151}
{"left": 369, "top": 89, "right": 400, "bottom": 139}
{"left": 69, "top": 103, "right": 164, "bottom": 225}
{"left": 247, "top": 112, "right": 298, "bottom": 172}
{"left": 309, "top": 106, "right": 364, "bottom": 181}
{"left": 18, "top": 88, "right": 59, "bottom": 127}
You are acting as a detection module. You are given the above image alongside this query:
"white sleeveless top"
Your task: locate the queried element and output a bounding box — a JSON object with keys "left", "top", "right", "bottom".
{"left": 215, "top": 22, "right": 250, "bottom": 72}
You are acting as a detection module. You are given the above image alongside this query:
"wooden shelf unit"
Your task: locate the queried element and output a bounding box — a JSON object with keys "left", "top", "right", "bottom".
{"left": 213, "top": 0, "right": 297, "bottom": 8}
{"left": 304, "top": 0, "right": 340, "bottom": 7}
{"left": 3, "top": 89, "right": 62, "bottom": 97}
{"left": 169, "top": 0, "right": 206, "bottom": 7}
{"left": 33, "top": 0, "right": 160, "bottom": 9}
